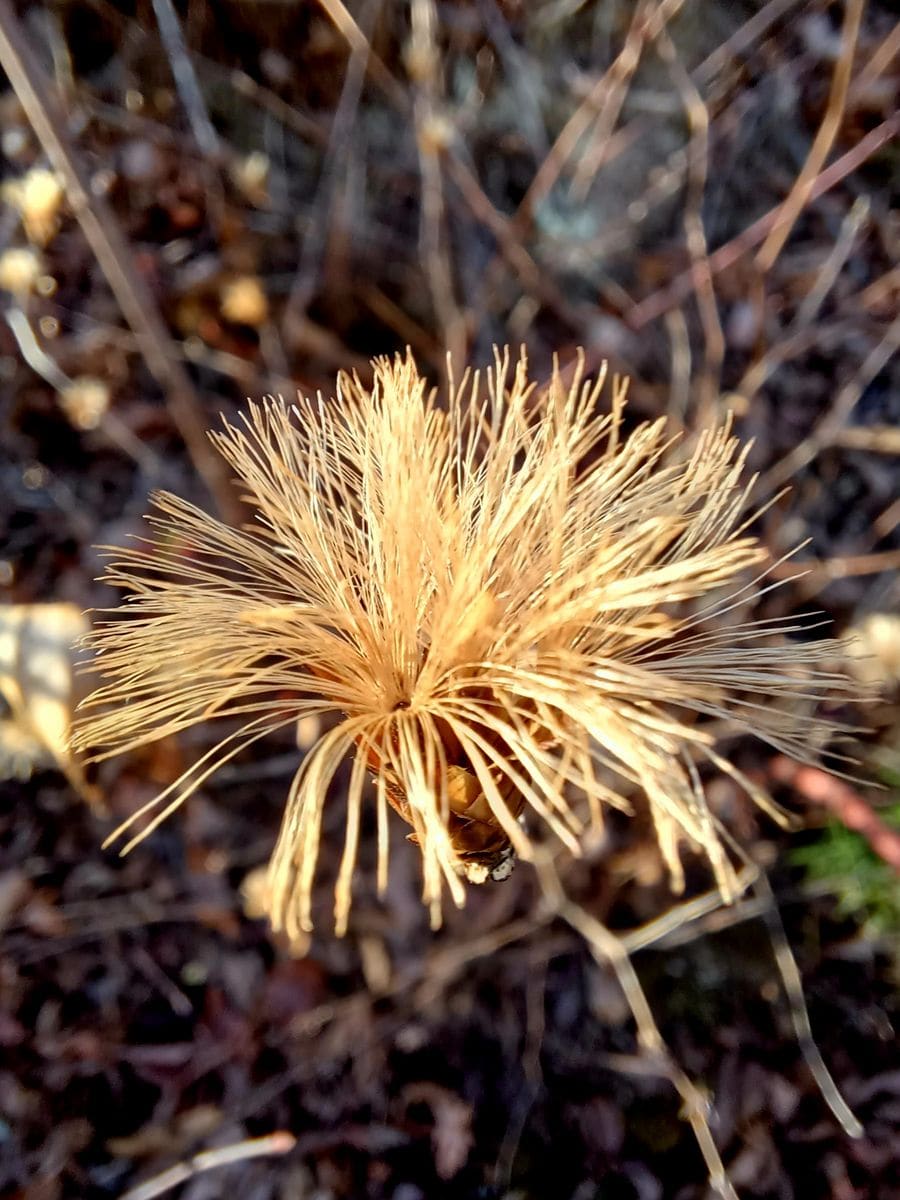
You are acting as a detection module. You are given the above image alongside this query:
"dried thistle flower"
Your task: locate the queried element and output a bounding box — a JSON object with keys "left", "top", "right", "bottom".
{"left": 74, "top": 349, "right": 850, "bottom": 939}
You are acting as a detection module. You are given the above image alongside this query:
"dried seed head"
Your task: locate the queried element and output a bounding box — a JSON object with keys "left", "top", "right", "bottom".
{"left": 3, "top": 167, "right": 65, "bottom": 246}
{"left": 73, "top": 349, "right": 854, "bottom": 938}
{"left": 0, "top": 246, "right": 43, "bottom": 297}
{"left": 58, "top": 377, "right": 111, "bottom": 431}
{"left": 219, "top": 275, "right": 269, "bottom": 327}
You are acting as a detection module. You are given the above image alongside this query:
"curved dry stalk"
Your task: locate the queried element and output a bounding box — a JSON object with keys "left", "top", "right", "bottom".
{"left": 535, "top": 853, "right": 739, "bottom": 1200}
{"left": 755, "top": 0, "right": 866, "bottom": 273}
{"left": 119, "top": 1131, "right": 295, "bottom": 1200}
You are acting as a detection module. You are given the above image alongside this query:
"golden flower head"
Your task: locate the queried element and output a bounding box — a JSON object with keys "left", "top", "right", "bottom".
{"left": 74, "top": 349, "right": 850, "bottom": 939}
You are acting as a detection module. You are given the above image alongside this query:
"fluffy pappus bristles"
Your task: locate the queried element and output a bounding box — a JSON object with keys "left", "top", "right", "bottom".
{"left": 73, "top": 348, "right": 853, "bottom": 939}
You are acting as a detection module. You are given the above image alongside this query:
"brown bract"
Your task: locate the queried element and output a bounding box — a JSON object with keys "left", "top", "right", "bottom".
{"left": 73, "top": 349, "right": 852, "bottom": 939}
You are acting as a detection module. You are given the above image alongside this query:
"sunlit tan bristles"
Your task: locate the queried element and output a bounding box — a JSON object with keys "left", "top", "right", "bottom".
{"left": 72, "top": 347, "right": 855, "bottom": 936}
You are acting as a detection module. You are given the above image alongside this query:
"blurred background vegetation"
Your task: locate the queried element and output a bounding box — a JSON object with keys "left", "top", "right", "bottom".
{"left": 0, "top": 1, "right": 898, "bottom": 1197}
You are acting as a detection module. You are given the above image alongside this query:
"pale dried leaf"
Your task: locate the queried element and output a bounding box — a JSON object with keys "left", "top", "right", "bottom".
{"left": 0, "top": 603, "right": 101, "bottom": 806}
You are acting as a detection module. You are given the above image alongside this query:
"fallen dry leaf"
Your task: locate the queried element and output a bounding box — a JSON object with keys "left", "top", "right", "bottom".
{"left": 404, "top": 1083, "right": 473, "bottom": 1180}
{"left": 0, "top": 603, "right": 101, "bottom": 807}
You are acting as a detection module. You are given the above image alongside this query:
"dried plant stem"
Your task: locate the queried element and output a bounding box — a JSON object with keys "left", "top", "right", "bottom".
{"left": 543, "top": 849, "right": 864, "bottom": 1190}
{"left": 118, "top": 1131, "right": 296, "bottom": 1200}
{"left": 568, "top": 0, "right": 663, "bottom": 201}
{"left": 410, "top": 0, "right": 467, "bottom": 370}
{"left": 731, "top": 197, "right": 870, "bottom": 403}
{"left": 655, "top": 28, "right": 724, "bottom": 424}
{"left": 150, "top": 0, "right": 220, "bottom": 157}
{"left": 284, "top": 0, "right": 377, "bottom": 322}
{"left": 755, "top": 0, "right": 866, "bottom": 273}
{"left": 769, "top": 547, "right": 900, "bottom": 598}
{"left": 794, "top": 195, "right": 870, "bottom": 329}
{"left": 4, "top": 308, "right": 162, "bottom": 475}
{"left": 517, "top": 0, "right": 685, "bottom": 225}
{"left": 620, "top": 865, "right": 760, "bottom": 953}
{"left": 627, "top": 113, "right": 899, "bottom": 330}
{"left": 851, "top": 17, "right": 900, "bottom": 96}
{"left": 315, "top": 0, "right": 407, "bottom": 109}
{"left": 536, "top": 854, "right": 738, "bottom": 1200}
{"left": 759, "top": 310, "right": 900, "bottom": 496}
{"left": 694, "top": 0, "right": 809, "bottom": 86}
{"left": 443, "top": 150, "right": 585, "bottom": 331}
{"left": 0, "top": 0, "right": 241, "bottom": 523}
{"left": 875, "top": 494, "right": 900, "bottom": 540}
{"left": 752, "top": 873, "right": 864, "bottom": 1138}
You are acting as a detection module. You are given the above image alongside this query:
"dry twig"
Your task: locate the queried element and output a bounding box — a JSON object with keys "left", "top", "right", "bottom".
{"left": 150, "top": 0, "right": 220, "bottom": 158}
{"left": 655, "top": 27, "right": 724, "bottom": 423}
{"left": 536, "top": 853, "right": 739, "bottom": 1200}
{"left": 409, "top": 0, "right": 467, "bottom": 370}
{"left": 770, "top": 549, "right": 900, "bottom": 601}
{"left": 755, "top": 0, "right": 866, "bottom": 273}
{"left": 516, "top": 0, "right": 684, "bottom": 226}
{"left": 284, "top": 0, "right": 379, "bottom": 323}
{"left": 627, "top": 114, "right": 899, "bottom": 330}
{"left": 316, "top": 0, "right": 407, "bottom": 109}
{"left": 752, "top": 871, "right": 864, "bottom": 1138}
{"left": 759, "top": 310, "right": 900, "bottom": 496}
{"left": 118, "top": 1131, "right": 296, "bottom": 1200}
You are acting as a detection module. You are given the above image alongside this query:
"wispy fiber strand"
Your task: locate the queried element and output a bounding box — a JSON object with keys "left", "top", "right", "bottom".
{"left": 74, "top": 349, "right": 852, "bottom": 939}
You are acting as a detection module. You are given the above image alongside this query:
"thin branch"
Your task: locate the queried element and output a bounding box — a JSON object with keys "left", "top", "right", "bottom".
{"left": 730, "top": 198, "right": 869, "bottom": 405}
{"left": 118, "top": 1131, "right": 296, "bottom": 1200}
{"left": 568, "top": 0, "right": 665, "bottom": 201}
{"left": 4, "top": 308, "right": 162, "bottom": 475}
{"left": 694, "top": 0, "right": 813, "bottom": 86}
{"left": 752, "top": 871, "right": 865, "bottom": 1138}
{"left": 759, "top": 311, "right": 900, "bottom": 496}
{"left": 655, "top": 27, "right": 724, "bottom": 423}
{"left": 315, "top": 0, "right": 407, "bottom": 109}
{"left": 536, "top": 853, "right": 739, "bottom": 1200}
{"left": 794, "top": 194, "right": 870, "bottom": 329}
{"left": 444, "top": 149, "right": 586, "bottom": 330}
{"left": 755, "top": 0, "right": 866, "bottom": 273}
{"left": 284, "top": 0, "right": 378, "bottom": 322}
{"left": 410, "top": 0, "right": 467, "bottom": 369}
{"left": 769, "top": 548, "right": 900, "bottom": 601}
{"left": 516, "top": 0, "right": 684, "bottom": 226}
{"left": 620, "top": 865, "right": 760, "bottom": 953}
{"left": 151, "top": 0, "right": 220, "bottom": 157}
{"left": 850, "top": 17, "right": 900, "bottom": 98}
{"left": 5, "top": 305, "right": 70, "bottom": 391}
{"left": 626, "top": 113, "right": 899, "bottom": 330}
{"left": 874, "top": 493, "right": 900, "bottom": 540}
{"left": 477, "top": 0, "right": 549, "bottom": 160}
{"left": 833, "top": 425, "right": 900, "bottom": 454}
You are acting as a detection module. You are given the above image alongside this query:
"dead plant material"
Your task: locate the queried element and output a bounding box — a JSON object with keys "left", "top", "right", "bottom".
{"left": 74, "top": 349, "right": 855, "bottom": 940}
{"left": 0, "top": 0, "right": 242, "bottom": 524}
{"left": 0, "top": 602, "right": 101, "bottom": 807}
